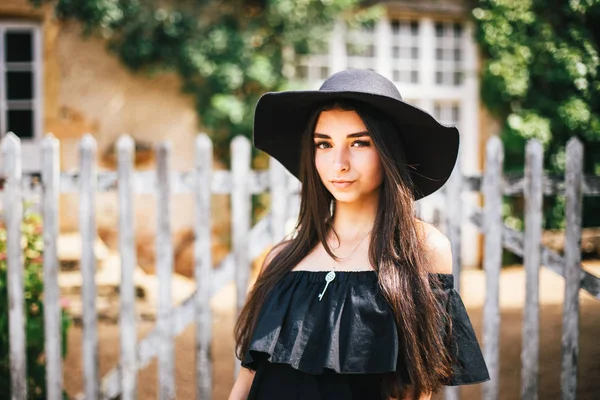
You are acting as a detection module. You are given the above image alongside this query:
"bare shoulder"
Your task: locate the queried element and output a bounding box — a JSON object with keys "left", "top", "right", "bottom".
{"left": 261, "top": 239, "right": 292, "bottom": 274}
{"left": 414, "top": 219, "right": 453, "bottom": 274}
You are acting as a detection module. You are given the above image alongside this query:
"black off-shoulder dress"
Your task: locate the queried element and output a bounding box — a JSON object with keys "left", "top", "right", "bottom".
{"left": 241, "top": 270, "right": 490, "bottom": 399}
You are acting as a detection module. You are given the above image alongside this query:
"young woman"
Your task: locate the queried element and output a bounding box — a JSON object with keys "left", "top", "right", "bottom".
{"left": 229, "top": 69, "right": 489, "bottom": 400}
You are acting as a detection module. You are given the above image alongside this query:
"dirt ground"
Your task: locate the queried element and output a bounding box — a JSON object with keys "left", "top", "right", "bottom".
{"left": 62, "top": 263, "right": 600, "bottom": 400}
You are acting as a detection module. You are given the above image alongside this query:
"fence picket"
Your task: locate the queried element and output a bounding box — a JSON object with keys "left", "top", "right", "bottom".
{"left": 156, "top": 142, "right": 175, "bottom": 400}
{"left": 195, "top": 134, "right": 214, "bottom": 400}
{"left": 79, "top": 134, "right": 100, "bottom": 400}
{"left": 482, "top": 136, "right": 503, "bottom": 400}
{"left": 231, "top": 136, "right": 251, "bottom": 377}
{"left": 117, "top": 135, "right": 138, "bottom": 400}
{"left": 0, "top": 133, "right": 596, "bottom": 400}
{"left": 561, "top": 138, "right": 583, "bottom": 400}
{"left": 444, "top": 155, "right": 462, "bottom": 400}
{"left": 521, "top": 140, "right": 543, "bottom": 400}
{"left": 41, "top": 134, "right": 62, "bottom": 400}
{"left": 2, "top": 133, "right": 27, "bottom": 400}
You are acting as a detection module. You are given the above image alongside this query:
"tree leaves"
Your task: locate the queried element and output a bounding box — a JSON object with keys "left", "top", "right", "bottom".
{"left": 474, "top": 0, "right": 600, "bottom": 227}
{"left": 35, "top": 0, "right": 368, "bottom": 164}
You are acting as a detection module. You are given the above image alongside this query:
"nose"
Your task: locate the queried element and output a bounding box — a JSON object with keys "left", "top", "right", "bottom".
{"left": 332, "top": 145, "right": 350, "bottom": 173}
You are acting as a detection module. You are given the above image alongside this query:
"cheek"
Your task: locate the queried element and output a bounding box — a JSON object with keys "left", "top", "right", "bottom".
{"left": 314, "top": 153, "right": 328, "bottom": 181}
{"left": 364, "top": 152, "right": 383, "bottom": 185}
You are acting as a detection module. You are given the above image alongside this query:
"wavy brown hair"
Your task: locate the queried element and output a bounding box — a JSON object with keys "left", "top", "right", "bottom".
{"left": 235, "top": 100, "right": 455, "bottom": 399}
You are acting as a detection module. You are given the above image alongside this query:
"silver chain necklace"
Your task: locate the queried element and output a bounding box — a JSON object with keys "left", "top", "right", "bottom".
{"left": 317, "top": 228, "right": 372, "bottom": 301}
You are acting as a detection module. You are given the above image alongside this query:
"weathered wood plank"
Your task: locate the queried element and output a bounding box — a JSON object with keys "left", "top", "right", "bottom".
{"left": 41, "top": 134, "right": 62, "bottom": 400}
{"left": 79, "top": 134, "right": 100, "bottom": 400}
{"left": 195, "top": 134, "right": 213, "bottom": 400}
{"left": 462, "top": 174, "right": 600, "bottom": 196}
{"left": 117, "top": 135, "right": 138, "bottom": 400}
{"left": 444, "top": 154, "right": 462, "bottom": 400}
{"left": 231, "top": 136, "right": 252, "bottom": 378}
{"left": 51, "top": 170, "right": 271, "bottom": 195}
{"left": 8, "top": 170, "right": 600, "bottom": 197}
{"left": 521, "top": 140, "right": 543, "bottom": 400}
{"left": 482, "top": 136, "right": 503, "bottom": 400}
{"left": 85, "top": 214, "right": 273, "bottom": 400}
{"left": 269, "top": 157, "right": 288, "bottom": 245}
{"left": 287, "top": 177, "right": 302, "bottom": 234}
{"left": 2, "top": 133, "right": 27, "bottom": 400}
{"left": 445, "top": 154, "right": 463, "bottom": 290}
{"left": 561, "top": 138, "right": 583, "bottom": 400}
{"left": 156, "top": 142, "right": 175, "bottom": 400}
{"left": 468, "top": 206, "right": 600, "bottom": 301}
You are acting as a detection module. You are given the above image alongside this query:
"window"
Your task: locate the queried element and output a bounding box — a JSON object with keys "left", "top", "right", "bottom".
{"left": 345, "top": 22, "right": 376, "bottom": 71}
{"left": 0, "top": 23, "right": 42, "bottom": 140}
{"left": 434, "top": 102, "right": 461, "bottom": 127}
{"left": 391, "top": 20, "right": 420, "bottom": 84}
{"left": 434, "top": 22, "right": 464, "bottom": 86}
{"left": 295, "top": 40, "right": 330, "bottom": 82}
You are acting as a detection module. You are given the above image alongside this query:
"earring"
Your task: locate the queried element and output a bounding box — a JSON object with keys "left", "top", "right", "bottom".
{"left": 329, "top": 199, "right": 335, "bottom": 217}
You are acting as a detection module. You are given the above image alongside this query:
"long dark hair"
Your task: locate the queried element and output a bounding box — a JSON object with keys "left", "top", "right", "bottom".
{"left": 235, "top": 100, "right": 454, "bottom": 399}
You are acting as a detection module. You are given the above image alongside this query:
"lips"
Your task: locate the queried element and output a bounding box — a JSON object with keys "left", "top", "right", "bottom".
{"left": 331, "top": 180, "right": 355, "bottom": 189}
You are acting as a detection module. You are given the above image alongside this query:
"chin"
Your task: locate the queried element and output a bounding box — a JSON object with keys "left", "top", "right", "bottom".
{"left": 330, "top": 192, "right": 361, "bottom": 203}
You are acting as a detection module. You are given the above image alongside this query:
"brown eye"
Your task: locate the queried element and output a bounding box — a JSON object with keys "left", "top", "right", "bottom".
{"left": 315, "top": 141, "right": 331, "bottom": 149}
{"left": 352, "top": 140, "right": 371, "bottom": 147}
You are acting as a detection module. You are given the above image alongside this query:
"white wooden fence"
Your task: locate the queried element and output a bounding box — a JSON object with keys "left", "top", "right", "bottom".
{"left": 1, "top": 132, "right": 599, "bottom": 400}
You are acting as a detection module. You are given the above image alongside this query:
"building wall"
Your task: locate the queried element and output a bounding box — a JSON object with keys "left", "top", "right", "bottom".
{"left": 0, "top": 1, "right": 229, "bottom": 275}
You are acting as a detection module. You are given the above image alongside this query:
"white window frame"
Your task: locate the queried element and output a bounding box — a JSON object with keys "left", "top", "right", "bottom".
{"left": 0, "top": 20, "right": 44, "bottom": 143}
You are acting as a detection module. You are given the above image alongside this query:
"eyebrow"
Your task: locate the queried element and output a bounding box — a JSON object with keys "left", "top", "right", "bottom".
{"left": 313, "top": 131, "right": 370, "bottom": 139}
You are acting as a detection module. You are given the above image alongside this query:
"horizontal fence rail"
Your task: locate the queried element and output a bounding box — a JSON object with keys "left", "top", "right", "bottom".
{"left": 1, "top": 132, "right": 598, "bottom": 400}
{"left": 2, "top": 170, "right": 600, "bottom": 197}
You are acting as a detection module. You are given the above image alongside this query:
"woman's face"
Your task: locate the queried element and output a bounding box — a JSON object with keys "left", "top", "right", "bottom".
{"left": 313, "top": 108, "right": 383, "bottom": 204}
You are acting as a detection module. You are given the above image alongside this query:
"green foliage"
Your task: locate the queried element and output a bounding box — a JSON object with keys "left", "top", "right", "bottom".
{"left": 473, "top": 0, "right": 600, "bottom": 228}
{"left": 34, "top": 0, "right": 377, "bottom": 163}
{"left": 0, "top": 207, "right": 71, "bottom": 399}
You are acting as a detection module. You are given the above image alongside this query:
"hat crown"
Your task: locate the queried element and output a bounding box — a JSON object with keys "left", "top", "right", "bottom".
{"left": 318, "top": 69, "right": 403, "bottom": 101}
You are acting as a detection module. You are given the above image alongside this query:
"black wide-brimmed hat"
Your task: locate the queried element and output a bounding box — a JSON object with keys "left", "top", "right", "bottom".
{"left": 253, "top": 69, "right": 459, "bottom": 200}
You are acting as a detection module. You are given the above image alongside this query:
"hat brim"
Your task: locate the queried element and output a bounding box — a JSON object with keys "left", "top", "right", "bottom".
{"left": 253, "top": 90, "right": 459, "bottom": 200}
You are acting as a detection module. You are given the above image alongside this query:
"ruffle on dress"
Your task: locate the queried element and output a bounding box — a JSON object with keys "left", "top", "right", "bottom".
{"left": 242, "top": 270, "right": 490, "bottom": 386}
{"left": 432, "top": 273, "right": 490, "bottom": 385}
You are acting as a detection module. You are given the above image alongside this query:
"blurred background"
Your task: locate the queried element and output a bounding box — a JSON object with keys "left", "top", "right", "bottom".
{"left": 0, "top": 0, "right": 598, "bottom": 399}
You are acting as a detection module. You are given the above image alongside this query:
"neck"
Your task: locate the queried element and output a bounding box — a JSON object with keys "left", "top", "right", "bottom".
{"left": 330, "top": 193, "right": 379, "bottom": 239}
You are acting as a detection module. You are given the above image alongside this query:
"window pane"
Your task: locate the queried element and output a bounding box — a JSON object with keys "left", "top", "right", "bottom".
{"left": 411, "top": 47, "right": 419, "bottom": 59}
{"left": 436, "top": 72, "right": 443, "bottom": 84}
{"left": 454, "top": 49, "right": 462, "bottom": 62}
{"left": 453, "top": 23, "right": 463, "bottom": 38}
{"left": 436, "top": 48, "right": 443, "bottom": 61}
{"left": 454, "top": 72, "right": 463, "bottom": 85}
{"left": 319, "top": 66, "right": 329, "bottom": 80}
{"left": 452, "top": 105, "right": 460, "bottom": 122}
{"left": 410, "top": 21, "right": 419, "bottom": 36}
{"left": 7, "top": 71, "right": 33, "bottom": 100}
{"left": 411, "top": 71, "right": 419, "bottom": 83}
{"left": 6, "top": 32, "right": 33, "bottom": 62}
{"left": 8, "top": 109, "right": 34, "bottom": 139}
{"left": 435, "top": 23, "right": 444, "bottom": 37}
{"left": 296, "top": 65, "right": 308, "bottom": 80}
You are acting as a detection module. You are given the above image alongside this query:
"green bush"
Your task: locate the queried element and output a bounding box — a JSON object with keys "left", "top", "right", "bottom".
{"left": 0, "top": 208, "right": 71, "bottom": 399}
{"left": 473, "top": 0, "right": 600, "bottom": 229}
